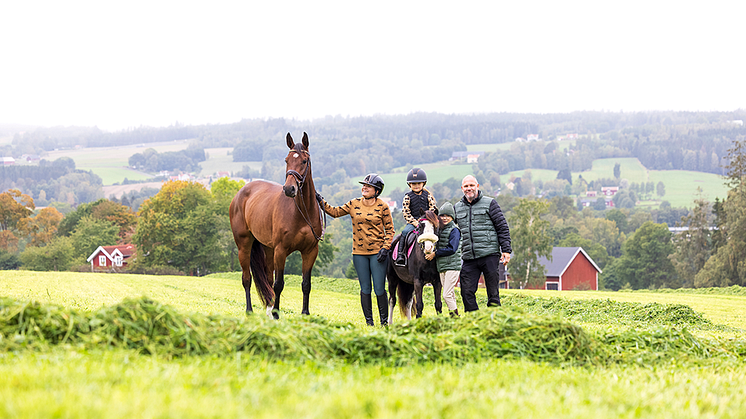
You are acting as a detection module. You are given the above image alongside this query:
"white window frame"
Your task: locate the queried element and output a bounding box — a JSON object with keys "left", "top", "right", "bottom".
{"left": 99, "top": 255, "right": 107, "bottom": 266}
{"left": 114, "top": 256, "right": 123, "bottom": 267}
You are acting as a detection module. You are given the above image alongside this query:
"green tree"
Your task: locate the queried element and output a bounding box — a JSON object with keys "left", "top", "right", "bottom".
{"left": 605, "top": 208, "right": 628, "bottom": 233}
{"left": 656, "top": 181, "right": 666, "bottom": 198}
{"left": 508, "top": 198, "right": 553, "bottom": 288}
{"left": 70, "top": 216, "right": 120, "bottom": 260}
{"left": 694, "top": 138, "right": 746, "bottom": 288}
{"left": 613, "top": 162, "right": 621, "bottom": 179}
{"left": 133, "top": 180, "right": 221, "bottom": 275}
{"left": 558, "top": 233, "right": 610, "bottom": 269}
{"left": 615, "top": 221, "right": 676, "bottom": 289}
{"left": 20, "top": 236, "right": 75, "bottom": 271}
{"left": 669, "top": 190, "right": 711, "bottom": 287}
{"left": 0, "top": 250, "right": 21, "bottom": 269}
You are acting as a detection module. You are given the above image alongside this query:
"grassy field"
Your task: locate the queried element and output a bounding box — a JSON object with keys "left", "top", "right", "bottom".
{"left": 46, "top": 140, "right": 191, "bottom": 185}
{"left": 1, "top": 270, "right": 745, "bottom": 418}
{"left": 199, "top": 147, "right": 262, "bottom": 177}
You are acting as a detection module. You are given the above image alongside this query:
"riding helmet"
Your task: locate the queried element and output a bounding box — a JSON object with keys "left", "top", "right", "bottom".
{"left": 360, "top": 173, "right": 385, "bottom": 196}
{"left": 406, "top": 167, "right": 428, "bottom": 184}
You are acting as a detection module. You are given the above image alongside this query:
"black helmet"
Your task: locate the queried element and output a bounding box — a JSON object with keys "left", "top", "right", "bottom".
{"left": 406, "top": 167, "right": 427, "bottom": 184}
{"left": 359, "top": 173, "right": 384, "bottom": 196}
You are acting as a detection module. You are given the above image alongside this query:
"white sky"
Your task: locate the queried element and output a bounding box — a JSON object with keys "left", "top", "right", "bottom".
{"left": 1, "top": 0, "right": 744, "bottom": 131}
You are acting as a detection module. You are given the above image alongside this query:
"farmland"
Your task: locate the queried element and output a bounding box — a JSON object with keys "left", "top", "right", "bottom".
{"left": 1, "top": 270, "right": 745, "bottom": 418}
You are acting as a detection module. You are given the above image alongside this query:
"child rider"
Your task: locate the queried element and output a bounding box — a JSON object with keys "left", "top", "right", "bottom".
{"left": 395, "top": 167, "right": 438, "bottom": 266}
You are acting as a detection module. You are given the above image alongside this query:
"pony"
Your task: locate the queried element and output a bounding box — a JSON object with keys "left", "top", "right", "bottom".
{"left": 386, "top": 210, "right": 443, "bottom": 322}
{"left": 229, "top": 132, "right": 323, "bottom": 318}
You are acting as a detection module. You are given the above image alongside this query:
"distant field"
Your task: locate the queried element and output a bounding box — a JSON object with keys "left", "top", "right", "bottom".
{"left": 578, "top": 157, "right": 649, "bottom": 184}
{"left": 648, "top": 169, "right": 729, "bottom": 208}
{"left": 199, "top": 148, "right": 262, "bottom": 177}
{"left": 46, "top": 140, "right": 191, "bottom": 185}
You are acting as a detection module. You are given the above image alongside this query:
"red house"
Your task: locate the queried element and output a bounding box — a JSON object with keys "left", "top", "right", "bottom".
{"left": 87, "top": 244, "right": 136, "bottom": 272}
{"left": 507, "top": 247, "right": 601, "bottom": 291}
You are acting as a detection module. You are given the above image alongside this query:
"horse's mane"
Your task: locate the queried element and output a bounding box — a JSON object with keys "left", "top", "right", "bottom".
{"left": 292, "top": 143, "right": 308, "bottom": 153}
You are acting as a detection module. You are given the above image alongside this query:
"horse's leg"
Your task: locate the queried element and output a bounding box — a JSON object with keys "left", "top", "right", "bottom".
{"left": 270, "top": 247, "right": 288, "bottom": 319}
{"left": 236, "top": 235, "right": 255, "bottom": 314}
{"left": 300, "top": 247, "right": 319, "bottom": 315}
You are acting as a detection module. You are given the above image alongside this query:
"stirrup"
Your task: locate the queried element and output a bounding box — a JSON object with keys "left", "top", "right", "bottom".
{"left": 394, "top": 254, "right": 406, "bottom": 267}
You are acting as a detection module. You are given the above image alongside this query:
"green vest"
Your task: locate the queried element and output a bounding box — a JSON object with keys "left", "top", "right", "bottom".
{"left": 455, "top": 193, "right": 501, "bottom": 260}
{"left": 436, "top": 221, "right": 461, "bottom": 272}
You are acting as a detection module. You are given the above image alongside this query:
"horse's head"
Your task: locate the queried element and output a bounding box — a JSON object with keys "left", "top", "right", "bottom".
{"left": 283, "top": 132, "right": 310, "bottom": 198}
{"left": 417, "top": 210, "right": 440, "bottom": 255}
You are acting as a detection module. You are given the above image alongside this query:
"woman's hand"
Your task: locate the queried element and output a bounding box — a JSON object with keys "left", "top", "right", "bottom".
{"left": 424, "top": 251, "right": 435, "bottom": 261}
{"left": 376, "top": 248, "right": 389, "bottom": 263}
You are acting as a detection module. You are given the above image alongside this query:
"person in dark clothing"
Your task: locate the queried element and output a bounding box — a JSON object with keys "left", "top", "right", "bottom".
{"left": 454, "top": 175, "right": 512, "bottom": 312}
{"left": 394, "top": 167, "right": 438, "bottom": 266}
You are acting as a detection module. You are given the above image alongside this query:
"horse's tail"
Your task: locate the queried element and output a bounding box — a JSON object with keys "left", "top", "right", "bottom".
{"left": 250, "top": 240, "right": 275, "bottom": 307}
{"left": 397, "top": 279, "right": 415, "bottom": 318}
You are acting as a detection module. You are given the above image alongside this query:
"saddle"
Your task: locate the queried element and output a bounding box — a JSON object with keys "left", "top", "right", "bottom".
{"left": 391, "top": 230, "right": 419, "bottom": 261}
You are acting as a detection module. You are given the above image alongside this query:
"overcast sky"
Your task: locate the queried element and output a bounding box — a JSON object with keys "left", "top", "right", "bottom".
{"left": 1, "top": 0, "right": 744, "bottom": 131}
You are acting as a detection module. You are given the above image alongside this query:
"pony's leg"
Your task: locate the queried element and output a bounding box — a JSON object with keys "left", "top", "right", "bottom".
{"left": 433, "top": 280, "right": 443, "bottom": 315}
{"left": 270, "top": 248, "right": 289, "bottom": 319}
{"left": 387, "top": 271, "right": 397, "bottom": 325}
{"left": 300, "top": 247, "right": 319, "bottom": 315}
{"left": 405, "top": 296, "right": 413, "bottom": 320}
{"left": 414, "top": 281, "right": 425, "bottom": 318}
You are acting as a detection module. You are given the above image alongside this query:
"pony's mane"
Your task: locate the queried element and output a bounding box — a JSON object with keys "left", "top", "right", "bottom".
{"left": 292, "top": 143, "right": 308, "bottom": 153}
{"left": 423, "top": 210, "right": 441, "bottom": 230}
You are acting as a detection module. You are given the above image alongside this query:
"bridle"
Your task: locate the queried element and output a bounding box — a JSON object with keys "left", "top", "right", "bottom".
{"left": 285, "top": 150, "right": 326, "bottom": 241}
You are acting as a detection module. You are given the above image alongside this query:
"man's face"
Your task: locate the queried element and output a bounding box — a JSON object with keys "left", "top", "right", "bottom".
{"left": 461, "top": 177, "right": 479, "bottom": 202}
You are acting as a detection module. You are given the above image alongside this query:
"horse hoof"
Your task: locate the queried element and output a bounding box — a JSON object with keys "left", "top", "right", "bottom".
{"left": 301, "top": 310, "right": 310, "bottom": 315}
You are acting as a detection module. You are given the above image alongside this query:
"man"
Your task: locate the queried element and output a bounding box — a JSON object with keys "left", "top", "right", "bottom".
{"left": 454, "top": 175, "right": 512, "bottom": 311}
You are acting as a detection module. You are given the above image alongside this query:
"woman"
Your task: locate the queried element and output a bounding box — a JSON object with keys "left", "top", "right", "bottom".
{"left": 323, "top": 173, "right": 394, "bottom": 326}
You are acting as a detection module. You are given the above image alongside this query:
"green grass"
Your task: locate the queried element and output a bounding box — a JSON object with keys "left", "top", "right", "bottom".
{"left": 1, "top": 271, "right": 746, "bottom": 418}
{"left": 198, "top": 148, "right": 262, "bottom": 178}
{"left": 45, "top": 141, "right": 191, "bottom": 185}
{"left": 3, "top": 351, "right": 744, "bottom": 419}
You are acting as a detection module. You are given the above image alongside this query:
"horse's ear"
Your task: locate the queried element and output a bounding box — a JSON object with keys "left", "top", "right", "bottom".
{"left": 302, "top": 132, "right": 309, "bottom": 150}
{"left": 286, "top": 133, "right": 294, "bottom": 149}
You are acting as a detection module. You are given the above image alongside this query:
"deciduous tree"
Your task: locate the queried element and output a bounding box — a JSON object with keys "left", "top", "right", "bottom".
{"left": 508, "top": 198, "right": 553, "bottom": 288}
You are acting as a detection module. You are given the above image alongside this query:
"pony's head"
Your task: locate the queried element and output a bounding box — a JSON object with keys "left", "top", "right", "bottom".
{"left": 283, "top": 132, "right": 310, "bottom": 198}
{"left": 417, "top": 210, "right": 440, "bottom": 254}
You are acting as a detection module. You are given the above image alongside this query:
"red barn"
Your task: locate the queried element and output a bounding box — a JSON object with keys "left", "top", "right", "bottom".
{"left": 507, "top": 247, "right": 601, "bottom": 291}
{"left": 87, "top": 244, "right": 136, "bottom": 272}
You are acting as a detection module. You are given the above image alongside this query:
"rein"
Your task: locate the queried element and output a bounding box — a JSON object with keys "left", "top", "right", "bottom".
{"left": 286, "top": 155, "right": 326, "bottom": 241}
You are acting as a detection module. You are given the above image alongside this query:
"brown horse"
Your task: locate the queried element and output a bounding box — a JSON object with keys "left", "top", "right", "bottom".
{"left": 229, "top": 132, "right": 323, "bottom": 318}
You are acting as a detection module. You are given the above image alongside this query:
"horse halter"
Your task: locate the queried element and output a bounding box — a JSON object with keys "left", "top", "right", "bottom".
{"left": 285, "top": 150, "right": 310, "bottom": 190}
{"left": 285, "top": 150, "right": 325, "bottom": 241}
